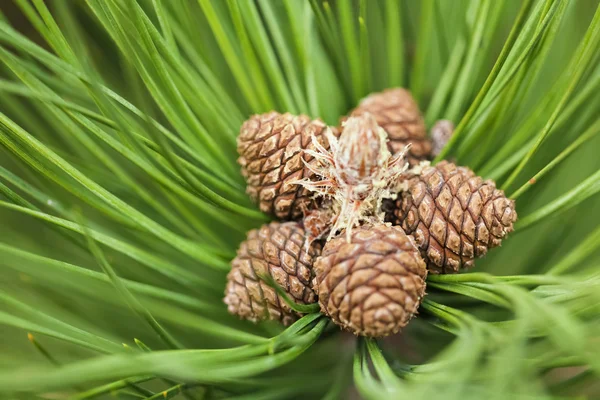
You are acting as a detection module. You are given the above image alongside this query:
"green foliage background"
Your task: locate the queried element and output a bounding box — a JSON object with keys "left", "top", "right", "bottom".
{"left": 0, "top": 0, "right": 599, "bottom": 399}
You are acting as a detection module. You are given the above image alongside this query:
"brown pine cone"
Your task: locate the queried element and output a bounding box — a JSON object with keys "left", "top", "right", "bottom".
{"left": 225, "top": 221, "right": 321, "bottom": 326}
{"left": 347, "top": 88, "right": 431, "bottom": 165}
{"left": 313, "top": 224, "right": 427, "bottom": 337}
{"left": 237, "top": 112, "right": 337, "bottom": 220}
{"left": 382, "top": 161, "right": 517, "bottom": 274}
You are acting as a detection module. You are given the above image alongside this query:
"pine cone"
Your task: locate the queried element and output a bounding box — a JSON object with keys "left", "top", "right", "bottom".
{"left": 313, "top": 224, "right": 427, "bottom": 337}
{"left": 225, "top": 221, "right": 321, "bottom": 326}
{"left": 430, "top": 120, "right": 455, "bottom": 158}
{"left": 237, "top": 112, "right": 337, "bottom": 220}
{"left": 347, "top": 88, "right": 431, "bottom": 165}
{"left": 382, "top": 161, "right": 517, "bottom": 273}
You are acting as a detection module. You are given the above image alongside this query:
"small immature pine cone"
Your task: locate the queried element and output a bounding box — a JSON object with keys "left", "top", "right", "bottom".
{"left": 430, "top": 120, "right": 455, "bottom": 158}
{"left": 313, "top": 224, "right": 427, "bottom": 337}
{"left": 348, "top": 88, "right": 431, "bottom": 166}
{"left": 382, "top": 161, "right": 517, "bottom": 274}
{"left": 225, "top": 221, "right": 321, "bottom": 326}
{"left": 237, "top": 112, "right": 337, "bottom": 220}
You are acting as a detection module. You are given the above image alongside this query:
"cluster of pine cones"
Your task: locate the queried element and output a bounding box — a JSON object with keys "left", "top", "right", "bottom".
{"left": 225, "top": 88, "right": 517, "bottom": 338}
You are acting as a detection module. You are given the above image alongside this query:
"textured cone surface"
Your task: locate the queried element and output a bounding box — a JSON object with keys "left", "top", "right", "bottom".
{"left": 383, "top": 161, "right": 517, "bottom": 273}
{"left": 348, "top": 88, "right": 431, "bottom": 165}
{"left": 225, "top": 221, "right": 321, "bottom": 326}
{"left": 314, "top": 224, "right": 427, "bottom": 337}
{"left": 237, "top": 112, "right": 336, "bottom": 220}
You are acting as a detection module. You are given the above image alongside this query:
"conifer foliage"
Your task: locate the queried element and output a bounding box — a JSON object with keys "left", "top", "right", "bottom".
{"left": 0, "top": 1, "right": 599, "bottom": 399}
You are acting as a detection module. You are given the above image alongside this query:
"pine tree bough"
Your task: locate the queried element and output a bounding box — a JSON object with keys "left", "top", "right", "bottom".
{"left": 237, "top": 112, "right": 338, "bottom": 220}
{"left": 231, "top": 87, "right": 517, "bottom": 335}
{"left": 225, "top": 221, "right": 321, "bottom": 325}
{"left": 313, "top": 224, "right": 427, "bottom": 337}
{"left": 382, "top": 161, "right": 517, "bottom": 273}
